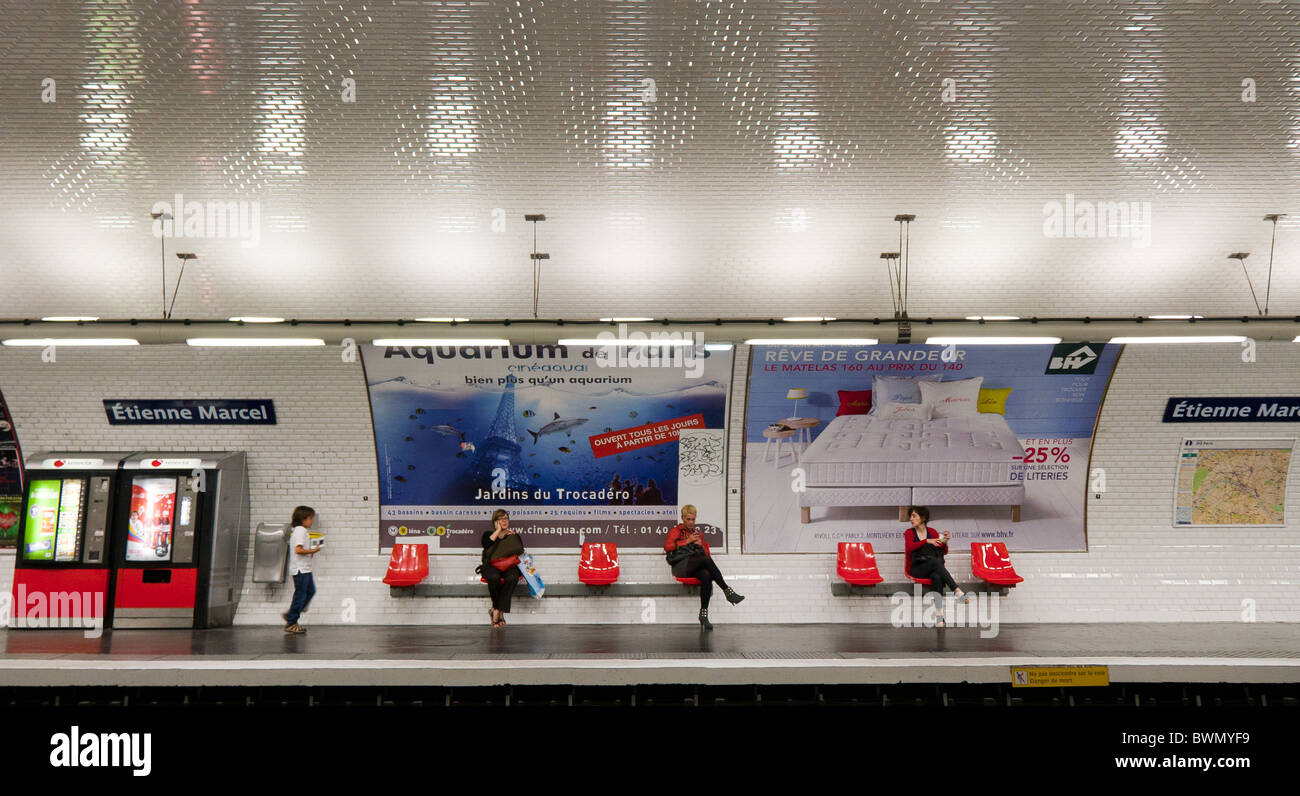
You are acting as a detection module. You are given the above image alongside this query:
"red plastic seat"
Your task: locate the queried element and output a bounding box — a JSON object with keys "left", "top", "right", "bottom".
{"left": 382, "top": 543, "right": 429, "bottom": 587}
{"left": 836, "top": 542, "right": 884, "bottom": 586}
{"left": 579, "top": 543, "right": 620, "bottom": 585}
{"left": 971, "top": 542, "right": 1024, "bottom": 586}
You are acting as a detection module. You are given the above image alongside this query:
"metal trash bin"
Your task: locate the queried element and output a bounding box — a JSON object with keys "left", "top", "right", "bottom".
{"left": 252, "top": 522, "right": 289, "bottom": 583}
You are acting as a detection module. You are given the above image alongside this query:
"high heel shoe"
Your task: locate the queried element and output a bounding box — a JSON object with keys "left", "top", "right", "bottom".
{"left": 723, "top": 587, "right": 745, "bottom": 605}
{"left": 698, "top": 609, "right": 713, "bottom": 631}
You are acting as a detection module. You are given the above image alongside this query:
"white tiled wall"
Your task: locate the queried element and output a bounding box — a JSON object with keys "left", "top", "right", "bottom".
{"left": 2, "top": 341, "right": 1297, "bottom": 626}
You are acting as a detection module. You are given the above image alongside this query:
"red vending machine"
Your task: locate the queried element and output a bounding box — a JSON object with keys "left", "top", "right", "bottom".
{"left": 9, "top": 453, "right": 132, "bottom": 629}
{"left": 110, "top": 452, "right": 249, "bottom": 628}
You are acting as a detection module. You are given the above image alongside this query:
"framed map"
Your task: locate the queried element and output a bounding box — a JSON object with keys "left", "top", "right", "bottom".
{"left": 1174, "top": 439, "right": 1294, "bottom": 526}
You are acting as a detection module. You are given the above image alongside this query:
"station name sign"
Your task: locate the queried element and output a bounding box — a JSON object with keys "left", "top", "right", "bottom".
{"left": 1163, "top": 397, "right": 1300, "bottom": 423}
{"left": 104, "top": 399, "right": 277, "bottom": 425}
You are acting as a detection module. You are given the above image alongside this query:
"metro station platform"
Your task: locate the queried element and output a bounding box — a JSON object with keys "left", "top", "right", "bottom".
{"left": 2, "top": 623, "right": 1298, "bottom": 689}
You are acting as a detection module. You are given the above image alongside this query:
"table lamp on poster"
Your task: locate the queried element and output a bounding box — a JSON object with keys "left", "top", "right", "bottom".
{"left": 786, "top": 388, "right": 807, "bottom": 420}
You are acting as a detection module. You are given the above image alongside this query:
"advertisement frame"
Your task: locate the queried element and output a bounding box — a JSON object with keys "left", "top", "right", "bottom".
{"left": 360, "top": 342, "right": 736, "bottom": 555}
{"left": 738, "top": 342, "right": 1123, "bottom": 555}
{"left": 0, "top": 386, "right": 23, "bottom": 549}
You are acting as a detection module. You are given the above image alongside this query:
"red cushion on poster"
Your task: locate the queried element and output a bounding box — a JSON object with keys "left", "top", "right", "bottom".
{"left": 836, "top": 390, "right": 872, "bottom": 416}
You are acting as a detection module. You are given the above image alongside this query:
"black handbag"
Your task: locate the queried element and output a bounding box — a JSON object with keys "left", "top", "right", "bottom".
{"left": 666, "top": 543, "right": 703, "bottom": 576}
{"left": 910, "top": 539, "right": 941, "bottom": 563}
{"left": 486, "top": 533, "right": 523, "bottom": 560}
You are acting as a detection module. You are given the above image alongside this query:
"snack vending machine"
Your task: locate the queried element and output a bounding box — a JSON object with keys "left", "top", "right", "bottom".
{"left": 110, "top": 452, "right": 249, "bottom": 628}
{"left": 10, "top": 453, "right": 133, "bottom": 628}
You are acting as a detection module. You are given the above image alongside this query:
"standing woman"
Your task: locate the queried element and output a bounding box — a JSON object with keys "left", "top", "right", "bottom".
{"left": 663, "top": 504, "right": 744, "bottom": 630}
{"left": 479, "top": 509, "right": 524, "bottom": 628}
{"left": 903, "top": 505, "right": 971, "bottom": 627}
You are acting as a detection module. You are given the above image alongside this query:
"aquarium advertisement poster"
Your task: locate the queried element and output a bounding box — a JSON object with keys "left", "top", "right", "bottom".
{"left": 361, "top": 342, "right": 733, "bottom": 551}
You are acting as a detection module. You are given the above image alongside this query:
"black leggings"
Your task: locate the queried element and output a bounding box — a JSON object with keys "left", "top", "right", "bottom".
{"left": 679, "top": 554, "right": 731, "bottom": 609}
{"left": 910, "top": 558, "right": 958, "bottom": 595}
{"left": 483, "top": 565, "right": 521, "bottom": 612}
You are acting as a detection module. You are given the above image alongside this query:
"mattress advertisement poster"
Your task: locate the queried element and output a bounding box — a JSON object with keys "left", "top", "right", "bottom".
{"left": 743, "top": 343, "right": 1121, "bottom": 553}
{"left": 362, "top": 341, "right": 733, "bottom": 551}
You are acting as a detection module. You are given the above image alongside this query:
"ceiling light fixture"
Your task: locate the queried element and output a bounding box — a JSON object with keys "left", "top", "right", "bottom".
{"left": 186, "top": 338, "right": 325, "bottom": 347}
{"left": 41, "top": 316, "right": 100, "bottom": 322}
{"left": 1227, "top": 252, "right": 1261, "bottom": 315}
{"left": 744, "top": 338, "right": 879, "bottom": 346}
{"left": 167, "top": 253, "right": 197, "bottom": 320}
{"left": 371, "top": 338, "right": 511, "bottom": 347}
{"left": 1110, "top": 336, "right": 1247, "bottom": 344}
{"left": 558, "top": 338, "right": 696, "bottom": 347}
{"left": 228, "top": 316, "right": 286, "bottom": 324}
{"left": 150, "top": 210, "right": 173, "bottom": 320}
{"left": 526, "top": 213, "right": 548, "bottom": 319}
{"left": 1263, "top": 213, "right": 1287, "bottom": 316}
{"left": 926, "top": 337, "right": 1061, "bottom": 345}
{"left": 2, "top": 338, "right": 139, "bottom": 346}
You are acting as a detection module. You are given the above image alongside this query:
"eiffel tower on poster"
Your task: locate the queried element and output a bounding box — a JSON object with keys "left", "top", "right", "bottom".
{"left": 462, "top": 380, "right": 531, "bottom": 496}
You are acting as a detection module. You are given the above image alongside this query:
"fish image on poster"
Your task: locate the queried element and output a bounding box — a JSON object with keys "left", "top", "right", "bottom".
{"left": 361, "top": 343, "right": 734, "bottom": 550}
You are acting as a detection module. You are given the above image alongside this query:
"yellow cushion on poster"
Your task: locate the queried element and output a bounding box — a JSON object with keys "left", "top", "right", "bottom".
{"left": 978, "top": 388, "right": 1012, "bottom": 414}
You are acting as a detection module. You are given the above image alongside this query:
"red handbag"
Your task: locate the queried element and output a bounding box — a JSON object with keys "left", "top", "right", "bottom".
{"left": 491, "top": 555, "right": 521, "bottom": 571}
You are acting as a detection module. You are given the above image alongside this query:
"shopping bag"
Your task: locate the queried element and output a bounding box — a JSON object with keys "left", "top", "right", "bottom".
{"left": 518, "top": 552, "right": 545, "bottom": 598}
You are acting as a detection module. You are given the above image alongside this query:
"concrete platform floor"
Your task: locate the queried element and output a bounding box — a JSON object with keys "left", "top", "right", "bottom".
{"left": 1, "top": 623, "right": 1297, "bottom": 687}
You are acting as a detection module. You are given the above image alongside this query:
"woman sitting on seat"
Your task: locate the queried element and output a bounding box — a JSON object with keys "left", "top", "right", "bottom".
{"left": 479, "top": 509, "right": 523, "bottom": 628}
{"left": 903, "top": 505, "right": 971, "bottom": 627}
{"left": 663, "top": 504, "right": 744, "bottom": 630}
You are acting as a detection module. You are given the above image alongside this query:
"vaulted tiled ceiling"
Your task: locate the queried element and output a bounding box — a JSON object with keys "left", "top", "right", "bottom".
{"left": 1, "top": 0, "right": 1297, "bottom": 320}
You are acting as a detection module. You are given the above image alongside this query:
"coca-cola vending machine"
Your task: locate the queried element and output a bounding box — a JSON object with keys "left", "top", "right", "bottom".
{"left": 110, "top": 452, "right": 249, "bottom": 628}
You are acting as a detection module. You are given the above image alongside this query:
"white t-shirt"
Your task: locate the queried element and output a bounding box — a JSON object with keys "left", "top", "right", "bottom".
{"left": 289, "top": 525, "right": 316, "bottom": 575}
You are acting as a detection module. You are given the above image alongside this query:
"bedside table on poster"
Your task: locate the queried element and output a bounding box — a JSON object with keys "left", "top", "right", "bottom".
{"left": 778, "top": 417, "right": 820, "bottom": 459}
{"left": 761, "top": 426, "right": 798, "bottom": 469}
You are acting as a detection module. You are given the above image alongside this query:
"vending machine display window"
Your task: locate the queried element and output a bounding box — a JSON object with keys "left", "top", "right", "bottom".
{"left": 21, "top": 479, "right": 62, "bottom": 561}
{"left": 126, "top": 476, "right": 176, "bottom": 562}
{"left": 53, "top": 478, "right": 86, "bottom": 562}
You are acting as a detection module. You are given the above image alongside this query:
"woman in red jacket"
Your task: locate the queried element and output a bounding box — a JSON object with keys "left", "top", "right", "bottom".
{"left": 903, "top": 505, "right": 971, "bottom": 627}
{"left": 664, "top": 504, "right": 743, "bottom": 630}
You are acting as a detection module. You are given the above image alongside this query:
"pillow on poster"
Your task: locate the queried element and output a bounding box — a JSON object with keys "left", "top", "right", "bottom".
{"left": 869, "top": 374, "right": 942, "bottom": 415}
{"left": 920, "top": 377, "right": 984, "bottom": 418}
{"left": 873, "top": 402, "right": 931, "bottom": 421}
{"left": 978, "top": 387, "right": 1013, "bottom": 415}
{"left": 835, "top": 390, "right": 872, "bottom": 416}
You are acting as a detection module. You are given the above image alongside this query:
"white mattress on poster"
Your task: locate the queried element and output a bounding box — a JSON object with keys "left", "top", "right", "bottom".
{"left": 800, "top": 414, "right": 1025, "bottom": 487}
